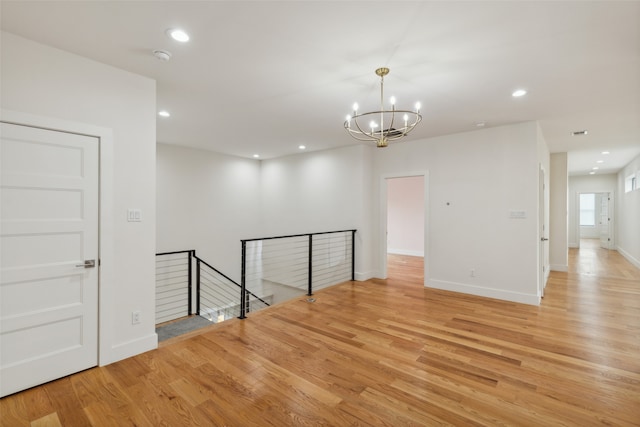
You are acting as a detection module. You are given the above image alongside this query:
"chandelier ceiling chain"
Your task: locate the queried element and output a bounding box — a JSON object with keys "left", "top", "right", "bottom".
{"left": 344, "top": 67, "right": 422, "bottom": 148}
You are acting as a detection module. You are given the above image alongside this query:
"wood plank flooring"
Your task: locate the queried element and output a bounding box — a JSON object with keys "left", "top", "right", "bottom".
{"left": 2, "top": 241, "right": 639, "bottom": 426}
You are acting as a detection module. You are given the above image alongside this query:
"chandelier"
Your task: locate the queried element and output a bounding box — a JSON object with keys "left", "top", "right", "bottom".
{"left": 344, "top": 67, "right": 422, "bottom": 148}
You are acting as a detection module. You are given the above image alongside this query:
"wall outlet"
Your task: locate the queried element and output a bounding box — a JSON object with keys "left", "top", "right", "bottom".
{"left": 132, "top": 311, "right": 141, "bottom": 324}
{"left": 470, "top": 269, "right": 476, "bottom": 277}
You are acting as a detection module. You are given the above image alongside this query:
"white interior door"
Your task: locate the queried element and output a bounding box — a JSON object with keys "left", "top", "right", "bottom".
{"left": 539, "top": 167, "right": 548, "bottom": 297}
{"left": 599, "top": 193, "right": 610, "bottom": 249}
{"left": 0, "top": 122, "right": 99, "bottom": 397}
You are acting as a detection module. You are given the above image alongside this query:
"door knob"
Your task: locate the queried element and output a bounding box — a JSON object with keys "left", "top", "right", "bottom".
{"left": 75, "top": 259, "right": 96, "bottom": 268}
{"left": 541, "top": 238, "right": 549, "bottom": 241}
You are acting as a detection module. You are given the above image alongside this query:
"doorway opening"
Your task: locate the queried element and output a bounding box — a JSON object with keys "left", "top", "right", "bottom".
{"left": 577, "top": 192, "right": 613, "bottom": 250}
{"left": 382, "top": 174, "right": 427, "bottom": 283}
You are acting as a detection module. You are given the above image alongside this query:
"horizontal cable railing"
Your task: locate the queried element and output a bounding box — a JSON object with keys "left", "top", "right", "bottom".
{"left": 196, "top": 255, "right": 270, "bottom": 322}
{"left": 155, "top": 249, "right": 270, "bottom": 326}
{"left": 156, "top": 230, "right": 354, "bottom": 325}
{"left": 155, "top": 250, "right": 194, "bottom": 324}
{"left": 240, "top": 229, "right": 356, "bottom": 319}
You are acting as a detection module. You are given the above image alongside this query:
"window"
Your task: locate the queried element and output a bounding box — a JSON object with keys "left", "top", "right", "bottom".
{"left": 625, "top": 172, "right": 638, "bottom": 193}
{"left": 579, "top": 193, "right": 595, "bottom": 226}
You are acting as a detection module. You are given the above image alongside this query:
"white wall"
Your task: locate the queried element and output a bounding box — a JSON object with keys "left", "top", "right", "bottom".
{"left": 157, "top": 122, "right": 549, "bottom": 305}
{"left": 259, "top": 145, "right": 374, "bottom": 279}
{"left": 617, "top": 154, "right": 640, "bottom": 267}
{"left": 1, "top": 32, "right": 157, "bottom": 363}
{"left": 156, "top": 144, "right": 262, "bottom": 280}
{"left": 568, "top": 174, "right": 617, "bottom": 248}
{"left": 387, "top": 176, "right": 424, "bottom": 256}
{"left": 373, "top": 121, "right": 546, "bottom": 305}
{"left": 157, "top": 144, "right": 373, "bottom": 280}
{"left": 549, "top": 153, "right": 568, "bottom": 271}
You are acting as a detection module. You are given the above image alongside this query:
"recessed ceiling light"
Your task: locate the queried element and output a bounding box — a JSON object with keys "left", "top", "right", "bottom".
{"left": 512, "top": 89, "right": 527, "bottom": 97}
{"left": 298, "top": 145, "right": 306, "bottom": 150}
{"left": 596, "top": 160, "right": 604, "bottom": 164}
{"left": 589, "top": 171, "right": 596, "bottom": 175}
{"left": 253, "top": 154, "right": 260, "bottom": 158}
{"left": 158, "top": 110, "right": 170, "bottom": 117}
{"left": 571, "top": 130, "right": 588, "bottom": 136}
{"left": 592, "top": 167, "right": 599, "bottom": 170}
{"left": 166, "top": 28, "right": 189, "bottom": 42}
{"left": 601, "top": 151, "right": 610, "bottom": 155}
{"left": 475, "top": 121, "right": 486, "bottom": 128}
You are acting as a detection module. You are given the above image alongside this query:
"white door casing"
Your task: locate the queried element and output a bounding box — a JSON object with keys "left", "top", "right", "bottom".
{"left": 379, "top": 171, "right": 429, "bottom": 283}
{"left": 539, "top": 166, "right": 548, "bottom": 297}
{"left": 0, "top": 122, "right": 99, "bottom": 397}
{"left": 599, "top": 193, "right": 610, "bottom": 249}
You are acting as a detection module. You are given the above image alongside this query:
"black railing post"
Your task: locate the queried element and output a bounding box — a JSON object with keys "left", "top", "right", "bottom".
{"left": 307, "top": 234, "right": 313, "bottom": 296}
{"left": 351, "top": 230, "right": 356, "bottom": 281}
{"left": 239, "top": 240, "right": 247, "bottom": 319}
{"left": 196, "top": 258, "right": 201, "bottom": 315}
{"left": 187, "top": 250, "right": 193, "bottom": 315}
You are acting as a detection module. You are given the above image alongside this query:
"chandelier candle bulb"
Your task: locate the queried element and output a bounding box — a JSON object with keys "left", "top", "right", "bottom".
{"left": 344, "top": 67, "right": 422, "bottom": 147}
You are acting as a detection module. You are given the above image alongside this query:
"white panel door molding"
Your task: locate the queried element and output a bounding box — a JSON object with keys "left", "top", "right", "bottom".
{"left": 0, "top": 122, "right": 99, "bottom": 397}
{"left": 599, "top": 193, "right": 611, "bottom": 250}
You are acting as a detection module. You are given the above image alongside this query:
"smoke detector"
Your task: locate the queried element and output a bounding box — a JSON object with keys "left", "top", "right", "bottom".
{"left": 152, "top": 49, "right": 172, "bottom": 61}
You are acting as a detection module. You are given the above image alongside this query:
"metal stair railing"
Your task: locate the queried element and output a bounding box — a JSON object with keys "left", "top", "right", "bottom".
{"left": 240, "top": 229, "right": 356, "bottom": 319}
{"left": 155, "top": 250, "right": 269, "bottom": 325}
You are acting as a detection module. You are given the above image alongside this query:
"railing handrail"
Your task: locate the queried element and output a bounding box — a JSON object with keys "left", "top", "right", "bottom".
{"left": 155, "top": 249, "right": 195, "bottom": 321}
{"left": 156, "top": 249, "right": 194, "bottom": 256}
{"left": 194, "top": 254, "right": 271, "bottom": 308}
{"left": 193, "top": 254, "right": 238, "bottom": 286}
{"left": 241, "top": 229, "right": 357, "bottom": 243}
{"left": 157, "top": 229, "right": 355, "bottom": 323}
{"left": 156, "top": 250, "right": 240, "bottom": 289}
{"left": 156, "top": 249, "right": 272, "bottom": 323}
{"left": 240, "top": 229, "right": 356, "bottom": 319}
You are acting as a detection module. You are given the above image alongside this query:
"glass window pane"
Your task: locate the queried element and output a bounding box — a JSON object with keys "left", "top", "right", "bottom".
{"left": 579, "top": 193, "right": 595, "bottom": 226}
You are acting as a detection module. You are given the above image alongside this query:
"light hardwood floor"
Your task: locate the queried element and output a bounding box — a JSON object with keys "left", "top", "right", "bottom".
{"left": 2, "top": 242, "right": 639, "bottom": 426}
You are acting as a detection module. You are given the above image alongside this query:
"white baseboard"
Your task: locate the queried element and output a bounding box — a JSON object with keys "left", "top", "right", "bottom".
{"left": 427, "top": 279, "right": 541, "bottom": 306}
{"left": 617, "top": 246, "right": 640, "bottom": 269}
{"left": 101, "top": 333, "right": 158, "bottom": 366}
{"left": 568, "top": 242, "right": 579, "bottom": 248}
{"left": 387, "top": 249, "right": 424, "bottom": 257}
{"left": 355, "top": 270, "right": 375, "bottom": 281}
{"left": 550, "top": 264, "right": 568, "bottom": 272}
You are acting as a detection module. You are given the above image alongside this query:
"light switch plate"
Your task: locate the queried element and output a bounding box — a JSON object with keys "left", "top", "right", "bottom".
{"left": 127, "top": 209, "right": 142, "bottom": 222}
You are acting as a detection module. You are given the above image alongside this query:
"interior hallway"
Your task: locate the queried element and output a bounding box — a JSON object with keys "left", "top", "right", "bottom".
{"left": 1, "top": 246, "right": 639, "bottom": 426}
{"left": 572, "top": 238, "right": 640, "bottom": 280}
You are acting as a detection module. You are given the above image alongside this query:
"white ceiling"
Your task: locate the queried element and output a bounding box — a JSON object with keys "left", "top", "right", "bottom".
{"left": 2, "top": 1, "right": 639, "bottom": 175}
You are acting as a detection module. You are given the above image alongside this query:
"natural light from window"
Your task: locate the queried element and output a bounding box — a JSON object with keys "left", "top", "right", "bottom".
{"left": 625, "top": 172, "right": 638, "bottom": 193}
{"left": 579, "top": 193, "right": 596, "bottom": 226}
